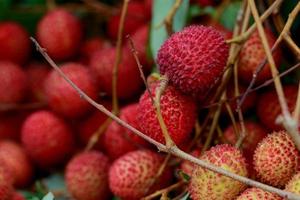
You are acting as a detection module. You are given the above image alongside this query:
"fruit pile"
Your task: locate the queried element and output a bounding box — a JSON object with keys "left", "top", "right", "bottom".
{"left": 0, "top": 0, "right": 299, "bottom": 200}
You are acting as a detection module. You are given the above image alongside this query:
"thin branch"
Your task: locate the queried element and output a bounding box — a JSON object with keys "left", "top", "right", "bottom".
{"left": 283, "top": 34, "right": 300, "bottom": 58}
{"left": 142, "top": 181, "right": 185, "bottom": 200}
{"left": 293, "top": 81, "right": 300, "bottom": 122}
{"left": 163, "top": 0, "right": 183, "bottom": 36}
{"left": 31, "top": 37, "right": 300, "bottom": 200}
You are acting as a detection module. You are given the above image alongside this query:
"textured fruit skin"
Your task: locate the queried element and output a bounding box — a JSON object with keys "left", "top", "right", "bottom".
{"left": 238, "top": 29, "right": 281, "bottom": 84}
{"left": 285, "top": 172, "right": 300, "bottom": 195}
{"left": 257, "top": 85, "right": 297, "bottom": 131}
{"left": 37, "top": 9, "right": 83, "bottom": 60}
{"left": 104, "top": 103, "right": 150, "bottom": 159}
{"left": 90, "top": 47, "right": 143, "bottom": 99}
{"left": 0, "top": 141, "right": 33, "bottom": 188}
{"left": 107, "top": 2, "right": 148, "bottom": 40}
{"left": 0, "top": 61, "right": 28, "bottom": 103}
{"left": 0, "top": 22, "right": 31, "bottom": 64}
{"left": 26, "top": 62, "right": 50, "bottom": 102}
{"left": 189, "top": 144, "right": 248, "bottom": 200}
{"left": 65, "top": 151, "right": 110, "bottom": 200}
{"left": 109, "top": 150, "right": 172, "bottom": 200}
{"left": 157, "top": 25, "right": 229, "bottom": 98}
{"left": 138, "top": 82, "right": 197, "bottom": 145}
{"left": 44, "top": 63, "right": 98, "bottom": 118}
{"left": 21, "top": 110, "right": 74, "bottom": 167}
{"left": 0, "top": 164, "right": 13, "bottom": 200}
{"left": 253, "top": 131, "right": 298, "bottom": 187}
{"left": 236, "top": 188, "right": 283, "bottom": 200}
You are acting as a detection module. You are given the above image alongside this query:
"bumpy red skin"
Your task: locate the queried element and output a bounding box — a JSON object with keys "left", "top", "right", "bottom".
{"left": 285, "top": 172, "right": 300, "bottom": 195}
{"left": 138, "top": 83, "right": 197, "bottom": 146}
{"left": 107, "top": 2, "right": 148, "bottom": 40}
{"left": 238, "top": 29, "right": 282, "bottom": 84}
{"left": 0, "top": 22, "right": 31, "bottom": 64}
{"left": 0, "top": 141, "right": 33, "bottom": 188}
{"left": 37, "top": 9, "right": 83, "bottom": 61}
{"left": 157, "top": 25, "right": 229, "bottom": 98}
{"left": 12, "top": 192, "right": 26, "bottom": 200}
{"left": 257, "top": 85, "right": 297, "bottom": 131}
{"left": 189, "top": 144, "right": 248, "bottom": 200}
{"left": 0, "top": 164, "right": 13, "bottom": 200}
{"left": 236, "top": 188, "right": 283, "bottom": 200}
{"left": 26, "top": 62, "right": 50, "bottom": 102}
{"left": 109, "top": 150, "right": 172, "bottom": 200}
{"left": 90, "top": 47, "right": 143, "bottom": 99}
{"left": 0, "top": 61, "right": 28, "bottom": 103}
{"left": 65, "top": 151, "right": 110, "bottom": 200}
{"left": 21, "top": 110, "right": 74, "bottom": 167}
{"left": 253, "top": 131, "right": 299, "bottom": 187}
{"left": 44, "top": 63, "right": 98, "bottom": 118}
{"left": 104, "top": 103, "right": 151, "bottom": 160}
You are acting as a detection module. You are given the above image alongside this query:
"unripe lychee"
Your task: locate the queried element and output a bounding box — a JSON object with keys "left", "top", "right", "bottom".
{"left": 37, "top": 9, "right": 83, "bottom": 60}
{"left": 257, "top": 85, "right": 298, "bottom": 131}
{"left": 0, "top": 61, "right": 28, "bottom": 103}
{"left": 109, "top": 150, "right": 172, "bottom": 200}
{"left": 21, "top": 110, "right": 74, "bottom": 167}
{"left": 253, "top": 131, "right": 298, "bottom": 187}
{"left": 238, "top": 29, "right": 281, "bottom": 84}
{"left": 0, "top": 164, "right": 13, "bottom": 200}
{"left": 236, "top": 188, "right": 283, "bottom": 200}
{"left": 138, "top": 82, "right": 197, "bottom": 146}
{"left": 65, "top": 151, "right": 110, "bottom": 200}
{"left": 44, "top": 62, "right": 98, "bottom": 118}
{"left": 189, "top": 144, "right": 248, "bottom": 200}
{"left": 157, "top": 25, "right": 229, "bottom": 98}
{"left": 0, "top": 141, "right": 33, "bottom": 188}
{"left": 285, "top": 172, "right": 300, "bottom": 195}
{"left": 90, "top": 47, "right": 143, "bottom": 99}
{"left": 0, "top": 22, "right": 31, "bottom": 64}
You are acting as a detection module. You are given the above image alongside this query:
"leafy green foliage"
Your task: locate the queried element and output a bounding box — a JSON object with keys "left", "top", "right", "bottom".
{"left": 219, "top": 1, "right": 242, "bottom": 30}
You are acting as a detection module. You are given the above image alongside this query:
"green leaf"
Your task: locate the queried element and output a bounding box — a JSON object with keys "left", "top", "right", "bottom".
{"left": 180, "top": 192, "right": 191, "bottom": 200}
{"left": 188, "top": 5, "right": 216, "bottom": 19}
{"left": 150, "top": 0, "right": 189, "bottom": 60}
{"left": 42, "top": 193, "right": 54, "bottom": 200}
{"left": 43, "top": 173, "right": 66, "bottom": 192}
{"left": 219, "top": 1, "right": 242, "bottom": 30}
{"left": 0, "top": 0, "right": 12, "bottom": 19}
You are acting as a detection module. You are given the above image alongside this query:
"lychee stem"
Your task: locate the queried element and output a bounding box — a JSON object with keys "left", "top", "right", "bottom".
{"left": 31, "top": 35, "right": 300, "bottom": 200}
{"left": 162, "top": 0, "right": 183, "bottom": 36}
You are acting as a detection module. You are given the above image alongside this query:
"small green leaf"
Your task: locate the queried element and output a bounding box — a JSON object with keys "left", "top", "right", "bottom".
{"left": 179, "top": 192, "right": 191, "bottom": 200}
{"left": 42, "top": 193, "right": 54, "bottom": 200}
{"left": 219, "top": 2, "right": 242, "bottom": 30}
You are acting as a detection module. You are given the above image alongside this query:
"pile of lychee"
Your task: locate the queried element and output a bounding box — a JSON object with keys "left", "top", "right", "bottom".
{"left": 0, "top": 0, "right": 299, "bottom": 200}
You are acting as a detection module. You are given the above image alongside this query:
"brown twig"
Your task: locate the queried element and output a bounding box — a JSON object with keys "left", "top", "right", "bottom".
{"left": 293, "top": 81, "right": 300, "bottom": 122}
{"left": 31, "top": 37, "right": 300, "bottom": 200}
{"left": 161, "top": 0, "right": 183, "bottom": 36}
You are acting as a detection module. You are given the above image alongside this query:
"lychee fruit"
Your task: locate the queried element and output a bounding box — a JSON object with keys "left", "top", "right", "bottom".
{"left": 0, "top": 22, "right": 31, "bottom": 64}
{"left": 238, "top": 29, "right": 282, "bottom": 84}
{"left": 109, "top": 150, "right": 172, "bottom": 200}
{"left": 189, "top": 144, "right": 248, "bottom": 200}
{"left": 80, "top": 37, "right": 109, "bottom": 64}
{"left": 90, "top": 47, "right": 143, "bottom": 99}
{"left": 285, "top": 172, "right": 300, "bottom": 195}
{"left": 21, "top": 110, "right": 74, "bottom": 167}
{"left": 236, "top": 188, "right": 283, "bottom": 200}
{"left": 138, "top": 82, "right": 197, "bottom": 146}
{"left": 44, "top": 62, "right": 98, "bottom": 118}
{"left": 0, "top": 141, "right": 33, "bottom": 188}
{"left": 37, "top": 9, "right": 83, "bottom": 61}
{"left": 257, "top": 85, "right": 298, "bottom": 131}
{"left": 0, "top": 61, "right": 28, "bottom": 104}
{"left": 0, "top": 164, "right": 13, "bottom": 200}
{"left": 157, "top": 25, "right": 229, "bottom": 98}
{"left": 253, "top": 131, "right": 298, "bottom": 187}
{"left": 65, "top": 151, "right": 110, "bottom": 200}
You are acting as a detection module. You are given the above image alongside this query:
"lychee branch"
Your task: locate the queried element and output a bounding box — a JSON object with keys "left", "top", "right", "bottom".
{"left": 161, "top": 0, "right": 183, "bottom": 36}
{"left": 31, "top": 38, "right": 300, "bottom": 200}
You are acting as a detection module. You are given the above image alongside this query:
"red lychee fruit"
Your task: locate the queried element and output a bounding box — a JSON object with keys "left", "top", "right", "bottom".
{"left": 90, "top": 47, "right": 143, "bottom": 99}
{"left": 253, "top": 131, "right": 298, "bottom": 187}
{"left": 65, "top": 151, "right": 110, "bottom": 200}
{"left": 0, "top": 164, "right": 13, "bottom": 200}
{"left": 236, "top": 188, "right": 283, "bottom": 200}
{"left": 109, "top": 150, "right": 172, "bottom": 200}
{"left": 37, "top": 9, "right": 83, "bottom": 61}
{"left": 44, "top": 62, "right": 98, "bottom": 118}
{"left": 25, "top": 62, "right": 50, "bottom": 102}
{"left": 12, "top": 192, "right": 26, "bottom": 200}
{"left": 104, "top": 103, "right": 151, "bottom": 160}
{"left": 144, "top": 0, "right": 152, "bottom": 19}
{"left": 21, "top": 110, "right": 74, "bottom": 167}
{"left": 0, "top": 113, "right": 25, "bottom": 140}
{"left": 0, "top": 141, "right": 33, "bottom": 188}
{"left": 0, "top": 22, "right": 31, "bottom": 64}
{"left": 189, "top": 144, "right": 248, "bottom": 200}
{"left": 77, "top": 102, "right": 111, "bottom": 150}
{"left": 257, "top": 85, "right": 298, "bottom": 131}
{"left": 157, "top": 25, "right": 229, "bottom": 98}
{"left": 138, "top": 82, "right": 197, "bottom": 146}
{"left": 0, "top": 61, "right": 28, "bottom": 104}
{"left": 107, "top": 2, "right": 148, "bottom": 40}
{"left": 238, "top": 29, "right": 282, "bottom": 84}
{"left": 209, "top": 22, "right": 233, "bottom": 39}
